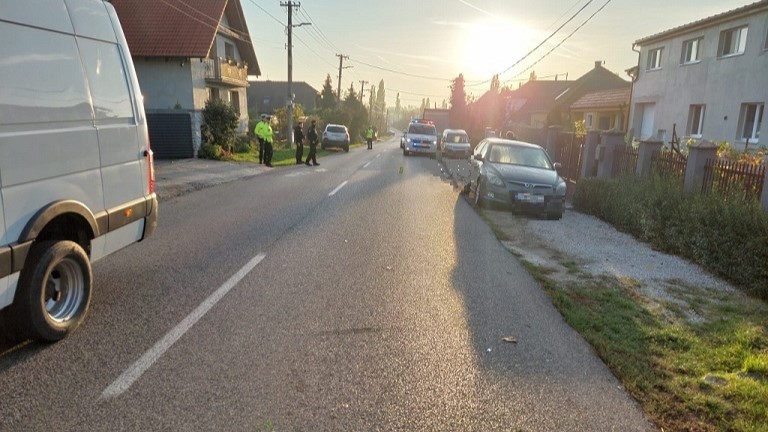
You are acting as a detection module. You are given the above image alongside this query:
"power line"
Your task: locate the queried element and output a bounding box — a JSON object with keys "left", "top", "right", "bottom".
{"left": 156, "top": 0, "right": 255, "bottom": 46}
{"left": 349, "top": 58, "right": 453, "bottom": 82}
{"left": 245, "top": 0, "right": 285, "bottom": 27}
{"left": 508, "top": 0, "right": 614, "bottom": 81}
{"left": 467, "top": 0, "right": 595, "bottom": 87}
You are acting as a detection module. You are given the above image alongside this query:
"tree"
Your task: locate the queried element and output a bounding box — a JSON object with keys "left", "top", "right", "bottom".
{"left": 395, "top": 93, "right": 402, "bottom": 124}
{"left": 425, "top": 98, "right": 431, "bottom": 111}
{"left": 528, "top": 71, "right": 537, "bottom": 82}
{"left": 449, "top": 74, "right": 469, "bottom": 130}
{"left": 202, "top": 98, "right": 239, "bottom": 152}
{"left": 346, "top": 82, "right": 357, "bottom": 101}
{"left": 419, "top": 98, "right": 426, "bottom": 115}
{"left": 319, "top": 74, "right": 336, "bottom": 110}
{"left": 375, "top": 80, "right": 386, "bottom": 131}
{"left": 441, "top": 99, "right": 448, "bottom": 109}
{"left": 490, "top": 74, "right": 500, "bottom": 93}
{"left": 272, "top": 103, "right": 305, "bottom": 143}
{"left": 368, "top": 85, "right": 375, "bottom": 125}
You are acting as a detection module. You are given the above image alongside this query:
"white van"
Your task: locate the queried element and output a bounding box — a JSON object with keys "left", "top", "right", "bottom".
{"left": 0, "top": 0, "right": 157, "bottom": 341}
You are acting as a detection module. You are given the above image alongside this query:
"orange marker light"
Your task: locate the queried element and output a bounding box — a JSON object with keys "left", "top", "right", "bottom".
{"left": 124, "top": 209, "right": 133, "bottom": 218}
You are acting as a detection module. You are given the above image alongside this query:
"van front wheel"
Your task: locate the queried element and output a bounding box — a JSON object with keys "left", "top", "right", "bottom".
{"left": 12, "top": 240, "right": 92, "bottom": 342}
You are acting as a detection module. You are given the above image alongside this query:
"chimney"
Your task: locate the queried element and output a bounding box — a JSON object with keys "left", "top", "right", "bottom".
{"left": 595, "top": 60, "right": 603, "bottom": 69}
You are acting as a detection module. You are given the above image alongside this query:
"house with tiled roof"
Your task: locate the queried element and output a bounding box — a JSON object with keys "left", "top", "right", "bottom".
{"left": 247, "top": 81, "right": 318, "bottom": 115}
{"left": 570, "top": 87, "right": 631, "bottom": 132}
{"left": 504, "top": 61, "right": 629, "bottom": 129}
{"left": 629, "top": 0, "right": 768, "bottom": 149}
{"left": 112, "top": 0, "right": 260, "bottom": 157}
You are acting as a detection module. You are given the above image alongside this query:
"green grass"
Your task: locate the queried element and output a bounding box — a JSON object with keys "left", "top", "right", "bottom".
{"left": 228, "top": 141, "right": 363, "bottom": 166}
{"left": 521, "top": 262, "right": 768, "bottom": 432}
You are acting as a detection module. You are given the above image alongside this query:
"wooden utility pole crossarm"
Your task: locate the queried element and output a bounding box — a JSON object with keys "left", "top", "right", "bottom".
{"left": 336, "top": 54, "right": 350, "bottom": 104}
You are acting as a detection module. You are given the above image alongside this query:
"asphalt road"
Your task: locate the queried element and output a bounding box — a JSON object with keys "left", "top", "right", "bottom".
{"left": 0, "top": 137, "right": 655, "bottom": 431}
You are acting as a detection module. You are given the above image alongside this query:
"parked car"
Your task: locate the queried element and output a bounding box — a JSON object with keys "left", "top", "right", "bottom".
{"left": 0, "top": 0, "right": 158, "bottom": 341}
{"left": 466, "top": 138, "right": 566, "bottom": 219}
{"left": 403, "top": 120, "right": 438, "bottom": 156}
{"left": 322, "top": 124, "right": 350, "bottom": 152}
{"left": 440, "top": 129, "right": 471, "bottom": 158}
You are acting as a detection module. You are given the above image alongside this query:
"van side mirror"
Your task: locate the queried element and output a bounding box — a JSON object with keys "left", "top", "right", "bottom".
{"left": 474, "top": 154, "right": 483, "bottom": 161}
{"left": 553, "top": 162, "right": 562, "bottom": 171}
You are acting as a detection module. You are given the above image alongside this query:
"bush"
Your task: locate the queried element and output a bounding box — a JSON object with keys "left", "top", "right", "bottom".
{"left": 198, "top": 144, "right": 225, "bottom": 160}
{"left": 573, "top": 175, "right": 768, "bottom": 299}
{"left": 233, "top": 135, "right": 251, "bottom": 153}
{"left": 202, "top": 98, "right": 239, "bottom": 152}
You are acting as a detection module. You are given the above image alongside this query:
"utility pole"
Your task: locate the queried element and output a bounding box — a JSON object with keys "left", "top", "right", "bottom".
{"left": 358, "top": 80, "right": 368, "bottom": 102}
{"left": 280, "top": 1, "right": 310, "bottom": 150}
{"left": 336, "top": 54, "right": 350, "bottom": 104}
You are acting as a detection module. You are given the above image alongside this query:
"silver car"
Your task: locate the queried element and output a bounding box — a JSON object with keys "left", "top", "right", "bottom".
{"left": 321, "top": 124, "right": 350, "bottom": 152}
{"left": 440, "top": 129, "right": 471, "bottom": 158}
{"left": 467, "top": 138, "right": 566, "bottom": 220}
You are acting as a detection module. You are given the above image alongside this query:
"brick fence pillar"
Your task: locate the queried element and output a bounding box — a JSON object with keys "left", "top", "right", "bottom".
{"left": 636, "top": 140, "right": 663, "bottom": 178}
{"left": 596, "top": 130, "right": 624, "bottom": 178}
{"left": 580, "top": 130, "right": 601, "bottom": 178}
{"left": 684, "top": 140, "right": 718, "bottom": 194}
{"left": 546, "top": 125, "right": 562, "bottom": 161}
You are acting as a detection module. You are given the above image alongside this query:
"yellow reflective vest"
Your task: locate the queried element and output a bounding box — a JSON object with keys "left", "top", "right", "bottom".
{"left": 254, "top": 120, "right": 273, "bottom": 143}
{"left": 366, "top": 128, "right": 374, "bottom": 139}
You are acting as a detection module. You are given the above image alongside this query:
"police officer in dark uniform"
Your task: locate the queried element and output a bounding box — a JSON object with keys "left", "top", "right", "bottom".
{"left": 294, "top": 121, "right": 305, "bottom": 165}
{"left": 305, "top": 120, "right": 319, "bottom": 166}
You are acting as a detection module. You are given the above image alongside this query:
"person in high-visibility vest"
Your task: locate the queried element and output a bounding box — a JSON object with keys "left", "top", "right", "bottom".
{"left": 366, "top": 126, "right": 374, "bottom": 150}
{"left": 254, "top": 114, "right": 274, "bottom": 167}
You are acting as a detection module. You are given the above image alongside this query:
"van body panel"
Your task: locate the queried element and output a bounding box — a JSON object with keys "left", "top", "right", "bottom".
{"left": 0, "top": 0, "right": 73, "bottom": 34}
{"left": 0, "top": 22, "right": 93, "bottom": 125}
{"left": 97, "top": 123, "right": 141, "bottom": 167}
{"left": 102, "top": 219, "right": 144, "bottom": 259}
{"left": 0, "top": 273, "right": 19, "bottom": 310}
{"left": 0, "top": 191, "right": 6, "bottom": 245}
{"left": 2, "top": 170, "right": 105, "bottom": 243}
{"left": 100, "top": 162, "right": 144, "bottom": 209}
{"left": 65, "top": 0, "right": 117, "bottom": 43}
{"left": 0, "top": 127, "right": 101, "bottom": 187}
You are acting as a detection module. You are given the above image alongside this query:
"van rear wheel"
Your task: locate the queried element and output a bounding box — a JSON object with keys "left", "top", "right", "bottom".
{"left": 11, "top": 240, "right": 92, "bottom": 342}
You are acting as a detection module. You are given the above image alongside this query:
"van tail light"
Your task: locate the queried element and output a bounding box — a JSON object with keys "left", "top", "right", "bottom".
{"left": 144, "top": 132, "right": 155, "bottom": 194}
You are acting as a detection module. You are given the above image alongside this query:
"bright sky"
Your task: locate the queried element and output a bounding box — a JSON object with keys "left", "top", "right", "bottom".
{"left": 242, "top": 0, "right": 752, "bottom": 107}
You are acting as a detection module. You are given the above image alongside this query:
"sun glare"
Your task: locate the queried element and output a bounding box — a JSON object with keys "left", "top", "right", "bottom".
{"left": 462, "top": 21, "right": 536, "bottom": 81}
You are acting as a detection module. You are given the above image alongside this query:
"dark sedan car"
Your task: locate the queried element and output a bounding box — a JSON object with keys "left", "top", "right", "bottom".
{"left": 466, "top": 138, "right": 566, "bottom": 219}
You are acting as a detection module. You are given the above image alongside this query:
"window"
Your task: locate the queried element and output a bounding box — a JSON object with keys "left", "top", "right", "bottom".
{"left": 586, "top": 113, "right": 594, "bottom": 129}
{"left": 646, "top": 48, "right": 663, "bottom": 70}
{"left": 718, "top": 26, "right": 748, "bottom": 57}
{"left": 687, "top": 105, "right": 705, "bottom": 137}
{"left": 681, "top": 38, "right": 702, "bottom": 64}
{"left": 209, "top": 87, "right": 220, "bottom": 101}
{"left": 78, "top": 38, "right": 134, "bottom": 120}
{"left": 230, "top": 90, "right": 240, "bottom": 115}
{"left": 739, "top": 103, "right": 764, "bottom": 142}
{"left": 224, "top": 42, "right": 235, "bottom": 60}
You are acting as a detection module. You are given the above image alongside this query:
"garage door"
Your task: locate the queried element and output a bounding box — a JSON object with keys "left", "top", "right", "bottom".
{"left": 146, "top": 112, "right": 194, "bottom": 159}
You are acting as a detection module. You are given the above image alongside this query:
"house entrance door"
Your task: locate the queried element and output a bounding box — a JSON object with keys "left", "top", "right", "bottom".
{"left": 640, "top": 103, "right": 656, "bottom": 140}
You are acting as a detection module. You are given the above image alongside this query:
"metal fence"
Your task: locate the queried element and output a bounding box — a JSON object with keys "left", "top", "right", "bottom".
{"left": 555, "top": 132, "right": 585, "bottom": 183}
{"left": 612, "top": 146, "right": 638, "bottom": 177}
{"left": 652, "top": 150, "right": 688, "bottom": 178}
{"left": 702, "top": 158, "right": 766, "bottom": 201}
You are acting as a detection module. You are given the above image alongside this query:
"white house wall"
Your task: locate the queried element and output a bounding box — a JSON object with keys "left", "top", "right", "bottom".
{"left": 631, "top": 11, "right": 768, "bottom": 148}
{"left": 133, "top": 59, "right": 195, "bottom": 110}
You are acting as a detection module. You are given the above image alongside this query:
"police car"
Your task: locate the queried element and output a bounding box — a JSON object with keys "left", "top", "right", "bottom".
{"left": 402, "top": 119, "right": 438, "bottom": 157}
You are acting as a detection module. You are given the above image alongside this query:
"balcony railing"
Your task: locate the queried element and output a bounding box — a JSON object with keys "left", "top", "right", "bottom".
{"left": 203, "top": 57, "right": 248, "bottom": 86}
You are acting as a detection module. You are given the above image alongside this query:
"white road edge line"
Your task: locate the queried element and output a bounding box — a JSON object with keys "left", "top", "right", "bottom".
{"left": 376, "top": 153, "right": 382, "bottom": 158}
{"left": 328, "top": 181, "right": 348, "bottom": 196}
{"left": 363, "top": 161, "right": 372, "bottom": 168}
{"left": 100, "top": 253, "right": 267, "bottom": 400}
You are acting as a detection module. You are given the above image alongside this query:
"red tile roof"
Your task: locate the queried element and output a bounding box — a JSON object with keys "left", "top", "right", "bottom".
{"left": 112, "top": 0, "right": 259, "bottom": 74}
{"left": 570, "top": 87, "right": 630, "bottom": 111}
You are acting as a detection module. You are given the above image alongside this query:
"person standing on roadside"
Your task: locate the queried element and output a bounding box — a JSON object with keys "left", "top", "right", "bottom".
{"left": 305, "top": 119, "right": 319, "bottom": 166}
{"left": 254, "top": 114, "right": 268, "bottom": 164}
{"left": 262, "top": 115, "right": 274, "bottom": 167}
{"left": 294, "top": 121, "right": 305, "bottom": 165}
{"left": 366, "top": 125, "right": 374, "bottom": 150}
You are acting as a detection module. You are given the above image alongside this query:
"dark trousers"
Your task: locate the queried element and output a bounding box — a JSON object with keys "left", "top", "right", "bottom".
{"left": 305, "top": 144, "right": 317, "bottom": 165}
{"left": 264, "top": 142, "right": 273, "bottom": 166}
{"left": 258, "top": 139, "right": 265, "bottom": 163}
{"left": 296, "top": 141, "right": 304, "bottom": 164}
{"left": 367, "top": 138, "right": 373, "bottom": 149}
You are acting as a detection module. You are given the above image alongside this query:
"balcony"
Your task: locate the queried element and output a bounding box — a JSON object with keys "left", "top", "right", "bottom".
{"left": 203, "top": 57, "right": 249, "bottom": 87}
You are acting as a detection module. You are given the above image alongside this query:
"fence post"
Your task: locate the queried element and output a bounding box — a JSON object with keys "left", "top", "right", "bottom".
{"left": 684, "top": 140, "right": 718, "bottom": 194}
{"left": 636, "top": 140, "right": 663, "bottom": 177}
{"left": 546, "top": 125, "right": 562, "bottom": 160}
{"left": 580, "top": 130, "right": 600, "bottom": 178}
{"left": 761, "top": 156, "right": 768, "bottom": 211}
{"left": 597, "top": 130, "right": 624, "bottom": 178}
